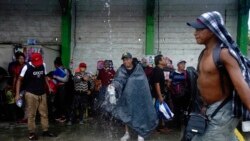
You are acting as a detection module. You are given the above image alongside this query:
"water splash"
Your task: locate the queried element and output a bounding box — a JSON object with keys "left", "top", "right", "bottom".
{"left": 103, "top": 0, "right": 113, "bottom": 59}
{"left": 105, "top": 2, "right": 110, "bottom": 8}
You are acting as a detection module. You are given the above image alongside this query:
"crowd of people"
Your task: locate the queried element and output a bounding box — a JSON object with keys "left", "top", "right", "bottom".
{"left": 1, "top": 11, "right": 250, "bottom": 141}
{"left": 0, "top": 49, "right": 191, "bottom": 140}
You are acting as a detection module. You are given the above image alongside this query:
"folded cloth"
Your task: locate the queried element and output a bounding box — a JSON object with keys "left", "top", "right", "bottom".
{"left": 155, "top": 100, "right": 174, "bottom": 121}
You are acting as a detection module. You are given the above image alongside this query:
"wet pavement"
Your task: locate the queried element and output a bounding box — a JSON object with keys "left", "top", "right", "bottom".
{"left": 0, "top": 118, "right": 181, "bottom": 141}
{"left": 1, "top": 118, "right": 250, "bottom": 141}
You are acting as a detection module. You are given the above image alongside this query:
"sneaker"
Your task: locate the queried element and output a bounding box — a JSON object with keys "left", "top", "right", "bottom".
{"left": 55, "top": 117, "right": 61, "bottom": 121}
{"left": 42, "top": 131, "right": 57, "bottom": 137}
{"left": 120, "top": 133, "right": 130, "bottom": 141}
{"left": 79, "top": 121, "right": 84, "bottom": 125}
{"left": 59, "top": 118, "right": 66, "bottom": 123}
{"left": 18, "top": 118, "right": 28, "bottom": 124}
{"left": 28, "top": 133, "right": 38, "bottom": 140}
{"left": 138, "top": 135, "right": 144, "bottom": 141}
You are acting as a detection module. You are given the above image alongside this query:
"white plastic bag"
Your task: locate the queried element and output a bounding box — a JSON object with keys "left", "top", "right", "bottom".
{"left": 107, "top": 85, "right": 116, "bottom": 104}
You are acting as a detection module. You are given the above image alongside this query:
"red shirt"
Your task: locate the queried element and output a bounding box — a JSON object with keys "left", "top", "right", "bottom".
{"left": 14, "top": 64, "right": 24, "bottom": 77}
{"left": 144, "top": 66, "right": 153, "bottom": 79}
{"left": 97, "top": 68, "right": 115, "bottom": 86}
{"left": 13, "top": 63, "right": 25, "bottom": 90}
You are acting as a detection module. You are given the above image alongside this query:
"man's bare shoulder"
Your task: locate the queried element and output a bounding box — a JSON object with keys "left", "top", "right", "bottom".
{"left": 220, "top": 47, "right": 240, "bottom": 69}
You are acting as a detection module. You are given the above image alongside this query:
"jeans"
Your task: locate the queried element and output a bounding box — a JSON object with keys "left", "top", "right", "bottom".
{"left": 55, "top": 85, "right": 66, "bottom": 118}
{"left": 69, "top": 91, "right": 88, "bottom": 121}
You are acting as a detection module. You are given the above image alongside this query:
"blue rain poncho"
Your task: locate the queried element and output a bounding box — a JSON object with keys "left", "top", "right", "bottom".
{"left": 103, "top": 63, "right": 158, "bottom": 137}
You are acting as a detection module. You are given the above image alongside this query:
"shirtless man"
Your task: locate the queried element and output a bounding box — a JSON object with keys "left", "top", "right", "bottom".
{"left": 187, "top": 11, "right": 250, "bottom": 141}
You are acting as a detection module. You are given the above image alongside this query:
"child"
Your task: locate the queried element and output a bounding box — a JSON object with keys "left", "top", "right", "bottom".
{"left": 67, "top": 62, "right": 94, "bottom": 125}
{"left": 5, "top": 85, "right": 16, "bottom": 125}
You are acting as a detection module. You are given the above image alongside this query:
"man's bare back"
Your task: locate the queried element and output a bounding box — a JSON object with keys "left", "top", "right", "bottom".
{"left": 197, "top": 48, "right": 231, "bottom": 105}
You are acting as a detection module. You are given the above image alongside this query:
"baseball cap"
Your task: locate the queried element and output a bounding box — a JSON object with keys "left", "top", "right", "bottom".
{"left": 187, "top": 19, "right": 207, "bottom": 29}
{"left": 79, "top": 62, "right": 87, "bottom": 68}
{"left": 31, "top": 53, "right": 43, "bottom": 67}
{"left": 177, "top": 60, "right": 187, "bottom": 65}
{"left": 121, "top": 52, "right": 132, "bottom": 60}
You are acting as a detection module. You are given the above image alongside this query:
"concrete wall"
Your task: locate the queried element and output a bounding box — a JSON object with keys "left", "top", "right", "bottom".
{"left": 73, "top": 0, "right": 238, "bottom": 72}
{"left": 155, "top": 0, "right": 238, "bottom": 68}
{"left": 0, "top": 0, "right": 240, "bottom": 72}
{"left": 72, "top": 0, "right": 146, "bottom": 73}
{"left": 0, "top": 0, "right": 61, "bottom": 72}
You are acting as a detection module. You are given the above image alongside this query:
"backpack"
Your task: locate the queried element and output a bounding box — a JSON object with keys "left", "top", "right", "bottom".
{"left": 170, "top": 71, "right": 188, "bottom": 98}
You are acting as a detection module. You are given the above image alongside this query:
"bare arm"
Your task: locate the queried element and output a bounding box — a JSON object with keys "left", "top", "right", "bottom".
{"left": 154, "top": 83, "right": 164, "bottom": 103}
{"left": 45, "top": 76, "right": 53, "bottom": 93}
{"left": 13, "top": 74, "right": 17, "bottom": 92}
{"left": 221, "top": 48, "right": 250, "bottom": 110}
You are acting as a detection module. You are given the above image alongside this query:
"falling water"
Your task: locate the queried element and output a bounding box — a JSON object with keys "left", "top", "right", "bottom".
{"left": 103, "top": 0, "right": 113, "bottom": 59}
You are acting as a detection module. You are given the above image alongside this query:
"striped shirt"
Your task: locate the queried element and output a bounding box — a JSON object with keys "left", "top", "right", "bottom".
{"left": 74, "top": 72, "right": 94, "bottom": 92}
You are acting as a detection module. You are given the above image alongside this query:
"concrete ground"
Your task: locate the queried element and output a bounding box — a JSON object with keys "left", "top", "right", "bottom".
{"left": 0, "top": 118, "right": 250, "bottom": 141}
{"left": 0, "top": 118, "right": 181, "bottom": 141}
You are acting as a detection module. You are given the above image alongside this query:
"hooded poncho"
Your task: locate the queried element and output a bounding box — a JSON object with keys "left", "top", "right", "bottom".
{"left": 102, "top": 64, "right": 158, "bottom": 137}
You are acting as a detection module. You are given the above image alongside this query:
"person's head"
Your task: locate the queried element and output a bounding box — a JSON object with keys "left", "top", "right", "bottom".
{"left": 141, "top": 57, "right": 147, "bottom": 67}
{"left": 165, "top": 57, "right": 173, "bottom": 68}
{"left": 132, "top": 57, "right": 139, "bottom": 65}
{"left": 187, "top": 20, "right": 214, "bottom": 45}
{"left": 46, "top": 71, "right": 54, "bottom": 78}
{"left": 187, "top": 12, "right": 221, "bottom": 45}
{"left": 54, "top": 57, "right": 63, "bottom": 68}
{"left": 154, "top": 55, "right": 166, "bottom": 67}
{"left": 79, "top": 62, "right": 87, "bottom": 72}
{"left": 121, "top": 52, "right": 133, "bottom": 69}
{"left": 15, "top": 52, "right": 25, "bottom": 65}
{"left": 104, "top": 60, "right": 109, "bottom": 69}
{"left": 31, "top": 53, "right": 43, "bottom": 67}
{"left": 177, "top": 60, "right": 186, "bottom": 71}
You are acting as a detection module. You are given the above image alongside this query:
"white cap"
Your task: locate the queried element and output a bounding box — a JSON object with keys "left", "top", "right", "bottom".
{"left": 177, "top": 60, "right": 187, "bottom": 65}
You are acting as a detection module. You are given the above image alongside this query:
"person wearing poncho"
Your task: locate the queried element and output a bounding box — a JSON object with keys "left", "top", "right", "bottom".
{"left": 103, "top": 52, "right": 158, "bottom": 141}
{"left": 186, "top": 11, "right": 250, "bottom": 141}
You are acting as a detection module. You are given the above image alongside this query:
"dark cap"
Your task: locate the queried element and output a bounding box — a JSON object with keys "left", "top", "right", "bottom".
{"left": 121, "top": 52, "right": 132, "bottom": 60}
{"left": 187, "top": 19, "right": 207, "bottom": 29}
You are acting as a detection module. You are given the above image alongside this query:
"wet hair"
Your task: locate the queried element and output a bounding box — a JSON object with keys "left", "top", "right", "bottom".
{"left": 132, "top": 58, "right": 139, "bottom": 65}
{"left": 46, "top": 71, "right": 54, "bottom": 78}
{"left": 15, "top": 52, "right": 25, "bottom": 59}
{"left": 169, "top": 60, "right": 173, "bottom": 64}
{"left": 104, "top": 60, "right": 109, "bottom": 65}
{"left": 155, "top": 55, "right": 163, "bottom": 66}
{"left": 54, "top": 57, "right": 63, "bottom": 66}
